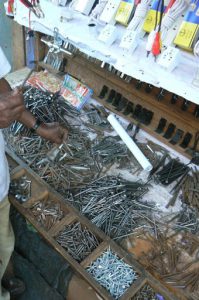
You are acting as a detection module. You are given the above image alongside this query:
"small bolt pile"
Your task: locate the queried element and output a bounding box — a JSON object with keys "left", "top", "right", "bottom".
{"left": 30, "top": 200, "right": 65, "bottom": 230}
{"left": 9, "top": 176, "right": 31, "bottom": 203}
{"left": 55, "top": 222, "right": 100, "bottom": 262}
{"left": 67, "top": 176, "right": 155, "bottom": 240}
{"left": 132, "top": 284, "right": 165, "bottom": 300}
{"left": 155, "top": 159, "right": 189, "bottom": 185}
{"left": 87, "top": 249, "right": 138, "bottom": 299}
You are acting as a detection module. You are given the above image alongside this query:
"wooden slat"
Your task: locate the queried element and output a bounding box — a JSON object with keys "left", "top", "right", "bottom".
{"left": 12, "top": 23, "right": 25, "bottom": 70}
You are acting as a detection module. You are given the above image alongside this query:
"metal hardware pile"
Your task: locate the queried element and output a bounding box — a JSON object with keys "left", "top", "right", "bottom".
{"left": 10, "top": 176, "right": 32, "bottom": 203}
{"left": 67, "top": 176, "right": 156, "bottom": 240}
{"left": 4, "top": 87, "right": 138, "bottom": 194}
{"left": 87, "top": 249, "right": 138, "bottom": 299}
{"left": 172, "top": 206, "right": 199, "bottom": 235}
{"left": 137, "top": 142, "right": 166, "bottom": 168}
{"left": 92, "top": 136, "right": 136, "bottom": 168}
{"left": 136, "top": 230, "right": 199, "bottom": 297}
{"left": 10, "top": 88, "right": 60, "bottom": 136}
{"left": 181, "top": 169, "right": 199, "bottom": 212}
{"left": 132, "top": 284, "right": 165, "bottom": 300}
{"left": 30, "top": 200, "right": 65, "bottom": 230}
{"left": 55, "top": 222, "right": 100, "bottom": 262}
{"left": 155, "top": 159, "right": 189, "bottom": 185}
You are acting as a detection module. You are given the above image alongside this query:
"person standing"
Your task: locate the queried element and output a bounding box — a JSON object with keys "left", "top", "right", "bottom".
{"left": 0, "top": 47, "right": 68, "bottom": 300}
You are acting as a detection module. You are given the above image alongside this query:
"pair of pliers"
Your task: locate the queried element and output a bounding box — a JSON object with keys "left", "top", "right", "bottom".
{"left": 20, "top": 0, "right": 44, "bottom": 18}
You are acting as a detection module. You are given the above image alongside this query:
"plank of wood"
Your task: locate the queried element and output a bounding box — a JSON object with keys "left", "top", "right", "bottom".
{"left": 12, "top": 23, "right": 25, "bottom": 70}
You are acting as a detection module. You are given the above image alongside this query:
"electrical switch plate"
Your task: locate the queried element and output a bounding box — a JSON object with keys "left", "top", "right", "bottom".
{"left": 99, "top": 0, "right": 121, "bottom": 24}
{"left": 157, "top": 46, "right": 181, "bottom": 72}
{"left": 98, "top": 24, "right": 118, "bottom": 46}
{"left": 74, "top": 0, "right": 96, "bottom": 15}
{"left": 119, "top": 29, "right": 139, "bottom": 53}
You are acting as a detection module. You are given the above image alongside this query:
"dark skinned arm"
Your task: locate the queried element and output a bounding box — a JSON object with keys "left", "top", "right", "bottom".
{"left": 0, "top": 78, "right": 68, "bottom": 144}
{"left": 0, "top": 78, "right": 12, "bottom": 93}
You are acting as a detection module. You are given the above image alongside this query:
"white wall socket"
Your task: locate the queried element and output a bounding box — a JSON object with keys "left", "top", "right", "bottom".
{"left": 157, "top": 46, "right": 181, "bottom": 72}
{"left": 99, "top": 0, "right": 121, "bottom": 24}
{"left": 75, "top": 0, "right": 96, "bottom": 15}
{"left": 120, "top": 29, "right": 139, "bottom": 53}
{"left": 98, "top": 24, "right": 118, "bottom": 46}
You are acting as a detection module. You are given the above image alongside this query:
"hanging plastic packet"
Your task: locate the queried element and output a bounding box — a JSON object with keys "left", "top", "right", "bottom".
{"left": 60, "top": 74, "right": 93, "bottom": 110}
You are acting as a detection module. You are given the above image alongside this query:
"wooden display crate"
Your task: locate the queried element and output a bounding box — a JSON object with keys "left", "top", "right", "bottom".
{"left": 7, "top": 148, "right": 179, "bottom": 300}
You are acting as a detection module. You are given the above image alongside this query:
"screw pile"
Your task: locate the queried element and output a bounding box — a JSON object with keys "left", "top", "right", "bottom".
{"left": 67, "top": 176, "right": 156, "bottom": 240}
{"left": 87, "top": 249, "right": 138, "bottom": 299}
{"left": 10, "top": 176, "right": 32, "bottom": 203}
{"left": 132, "top": 284, "right": 165, "bottom": 300}
{"left": 55, "top": 222, "right": 100, "bottom": 262}
{"left": 30, "top": 200, "right": 65, "bottom": 230}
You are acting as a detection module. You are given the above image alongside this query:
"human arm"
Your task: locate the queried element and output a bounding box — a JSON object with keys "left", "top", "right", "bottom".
{"left": 0, "top": 78, "right": 68, "bottom": 144}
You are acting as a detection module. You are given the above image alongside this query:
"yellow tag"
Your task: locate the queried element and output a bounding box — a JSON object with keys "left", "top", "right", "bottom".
{"left": 115, "top": 2, "right": 134, "bottom": 26}
{"left": 143, "top": 9, "right": 162, "bottom": 33}
{"left": 174, "top": 21, "right": 199, "bottom": 50}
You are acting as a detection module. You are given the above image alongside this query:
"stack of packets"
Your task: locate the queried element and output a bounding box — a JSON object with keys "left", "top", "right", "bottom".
{"left": 27, "top": 70, "right": 62, "bottom": 93}
{"left": 60, "top": 74, "right": 93, "bottom": 110}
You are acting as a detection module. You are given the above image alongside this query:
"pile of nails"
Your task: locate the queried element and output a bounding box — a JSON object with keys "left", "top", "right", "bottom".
{"left": 10, "top": 87, "right": 60, "bottom": 136}
{"left": 55, "top": 222, "right": 100, "bottom": 262}
{"left": 67, "top": 176, "right": 156, "bottom": 240}
{"left": 155, "top": 159, "right": 189, "bottom": 185}
{"left": 4, "top": 88, "right": 139, "bottom": 194}
{"left": 30, "top": 200, "right": 64, "bottom": 230}
{"left": 92, "top": 136, "right": 134, "bottom": 167}
{"left": 87, "top": 249, "right": 138, "bottom": 299}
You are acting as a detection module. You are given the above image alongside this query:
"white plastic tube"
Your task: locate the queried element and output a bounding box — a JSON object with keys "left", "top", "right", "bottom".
{"left": 107, "top": 114, "right": 153, "bottom": 171}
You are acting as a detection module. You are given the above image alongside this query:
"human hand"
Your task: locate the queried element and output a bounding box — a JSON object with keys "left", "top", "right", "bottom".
{"left": 36, "top": 122, "right": 68, "bottom": 144}
{"left": 0, "top": 89, "right": 25, "bottom": 128}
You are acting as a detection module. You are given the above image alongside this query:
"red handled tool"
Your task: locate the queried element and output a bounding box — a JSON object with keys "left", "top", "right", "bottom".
{"left": 20, "top": 0, "right": 44, "bottom": 18}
